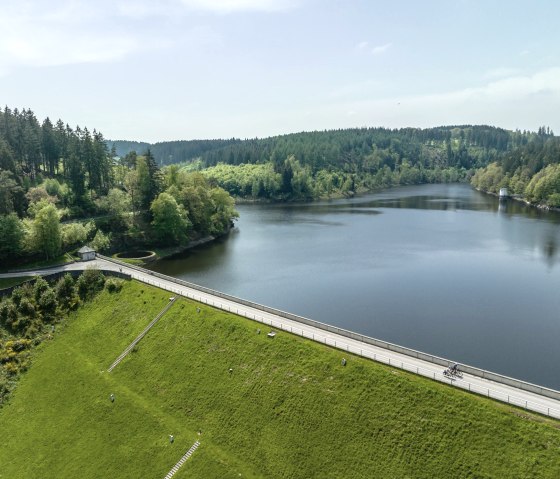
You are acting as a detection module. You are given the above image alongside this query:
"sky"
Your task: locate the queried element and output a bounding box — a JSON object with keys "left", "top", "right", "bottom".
{"left": 1, "top": 0, "right": 559, "bottom": 142}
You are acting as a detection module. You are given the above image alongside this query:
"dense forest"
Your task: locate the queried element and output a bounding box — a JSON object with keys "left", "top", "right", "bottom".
{"left": 111, "top": 138, "right": 242, "bottom": 165}
{"left": 0, "top": 107, "right": 238, "bottom": 266}
{"left": 471, "top": 129, "right": 560, "bottom": 207}
{"left": 112, "top": 125, "right": 540, "bottom": 200}
{"left": 2, "top": 105, "right": 557, "bottom": 269}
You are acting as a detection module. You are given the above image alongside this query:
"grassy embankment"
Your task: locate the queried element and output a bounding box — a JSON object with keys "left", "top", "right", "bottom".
{"left": 0, "top": 280, "right": 559, "bottom": 478}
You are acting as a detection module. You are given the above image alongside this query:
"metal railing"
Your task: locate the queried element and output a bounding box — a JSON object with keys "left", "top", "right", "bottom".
{"left": 97, "top": 254, "right": 560, "bottom": 419}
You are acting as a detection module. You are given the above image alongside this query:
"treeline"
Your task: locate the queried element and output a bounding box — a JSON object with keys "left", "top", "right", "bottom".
{"left": 195, "top": 125, "right": 529, "bottom": 200}
{"left": 0, "top": 107, "right": 238, "bottom": 266}
{"left": 202, "top": 158, "right": 466, "bottom": 200}
{"left": 0, "top": 270, "right": 118, "bottom": 405}
{"left": 111, "top": 138, "right": 242, "bottom": 166}
{"left": 471, "top": 132, "right": 560, "bottom": 207}
{"left": 114, "top": 125, "right": 520, "bottom": 172}
{"left": 112, "top": 125, "right": 538, "bottom": 201}
{"left": 201, "top": 126, "right": 516, "bottom": 172}
{"left": 0, "top": 107, "right": 112, "bottom": 216}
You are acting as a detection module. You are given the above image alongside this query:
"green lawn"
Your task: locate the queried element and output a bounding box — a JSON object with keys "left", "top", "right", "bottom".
{"left": 0, "top": 280, "right": 559, "bottom": 478}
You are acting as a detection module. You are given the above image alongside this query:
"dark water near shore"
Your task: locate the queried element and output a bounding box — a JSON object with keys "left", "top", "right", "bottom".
{"left": 148, "top": 184, "right": 560, "bottom": 389}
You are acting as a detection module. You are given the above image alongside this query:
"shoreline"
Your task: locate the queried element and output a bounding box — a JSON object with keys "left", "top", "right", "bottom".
{"left": 473, "top": 187, "right": 560, "bottom": 212}
{"left": 150, "top": 225, "right": 234, "bottom": 262}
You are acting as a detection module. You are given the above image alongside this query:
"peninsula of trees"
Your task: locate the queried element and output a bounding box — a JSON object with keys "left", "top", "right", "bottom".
{"left": 0, "top": 107, "right": 238, "bottom": 267}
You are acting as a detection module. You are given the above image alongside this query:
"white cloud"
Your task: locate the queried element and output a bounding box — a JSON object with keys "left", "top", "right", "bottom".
{"left": 350, "top": 68, "right": 560, "bottom": 115}
{"left": 116, "top": 0, "right": 181, "bottom": 18}
{"left": 0, "top": 0, "right": 296, "bottom": 74}
{"left": 484, "top": 67, "right": 520, "bottom": 79}
{"left": 355, "top": 41, "right": 369, "bottom": 50}
{"left": 448, "top": 68, "right": 560, "bottom": 102}
{"left": 113, "top": 0, "right": 299, "bottom": 17}
{"left": 179, "top": 0, "right": 299, "bottom": 13}
{"left": 0, "top": 1, "right": 140, "bottom": 73}
{"left": 0, "top": 29, "right": 137, "bottom": 69}
{"left": 293, "top": 68, "right": 560, "bottom": 137}
{"left": 371, "top": 43, "right": 392, "bottom": 55}
{"left": 410, "top": 69, "right": 559, "bottom": 128}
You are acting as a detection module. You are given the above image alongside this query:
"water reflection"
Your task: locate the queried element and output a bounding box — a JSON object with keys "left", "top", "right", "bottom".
{"left": 541, "top": 235, "right": 559, "bottom": 268}
{"left": 265, "top": 186, "right": 560, "bottom": 267}
{"left": 159, "top": 185, "right": 560, "bottom": 270}
{"left": 149, "top": 184, "right": 560, "bottom": 388}
{"left": 495, "top": 198, "right": 560, "bottom": 267}
{"left": 495, "top": 197, "right": 560, "bottom": 223}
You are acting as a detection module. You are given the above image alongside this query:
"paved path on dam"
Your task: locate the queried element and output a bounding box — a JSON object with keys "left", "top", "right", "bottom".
{"left": 2, "top": 257, "right": 560, "bottom": 420}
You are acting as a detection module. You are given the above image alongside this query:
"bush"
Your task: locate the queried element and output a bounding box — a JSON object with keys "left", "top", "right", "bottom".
{"left": 1, "top": 339, "right": 32, "bottom": 376}
{"left": 38, "top": 289, "right": 58, "bottom": 321}
{"left": 10, "top": 283, "right": 33, "bottom": 308}
{"left": 17, "top": 297, "right": 36, "bottom": 318}
{"left": 33, "top": 277, "right": 50, "bottom": 303}
{"left": 105, "top": 278, "right": 123, "bottom": 293}
{"left": 76, "top": 269, "right": 106, "bottom": 301}
{"left": 62, "top": 221, "right": 95, "bottom": 249}
{"left": 56, "top": 274, "right": 74, "bottom": 300}
{"left": 0, "top": 300, "right": 18, "bottom": 329}
{"left": 88, "top": 230, "right": 111, "bottom": 252}
{"left": 547, "top": 193, "right": 560, "bottom": 208}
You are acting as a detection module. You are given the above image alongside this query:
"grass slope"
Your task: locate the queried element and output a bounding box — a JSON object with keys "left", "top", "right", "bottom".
{"left": 0, "top": 280, "right": 559, "bottom": 478}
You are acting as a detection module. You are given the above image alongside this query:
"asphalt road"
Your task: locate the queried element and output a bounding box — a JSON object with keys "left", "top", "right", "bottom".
{"left": 2, "top": 257, "right": 560, "bottom": 419}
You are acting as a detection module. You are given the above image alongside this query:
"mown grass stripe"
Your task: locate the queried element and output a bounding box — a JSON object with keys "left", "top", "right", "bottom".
{"left": 108, "top": 298, "right": 176, "bottom": 372}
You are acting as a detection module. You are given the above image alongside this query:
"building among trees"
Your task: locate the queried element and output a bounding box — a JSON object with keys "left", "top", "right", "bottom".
{"left": 77, "top": 246, "right": 95, "bottom": 261}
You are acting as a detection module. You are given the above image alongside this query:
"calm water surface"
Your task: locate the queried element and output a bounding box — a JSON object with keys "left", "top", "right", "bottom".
{"left": 148, "top": 184, "right": 560, "bottom": 389}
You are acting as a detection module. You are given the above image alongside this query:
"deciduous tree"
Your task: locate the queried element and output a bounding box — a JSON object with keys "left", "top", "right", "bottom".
{"left": 0, "top": 213, "right": 24, "bottom": 261}
{"left": 150, "top": 192, "right": 190, "bottom": 244}
{"left": 29, "top": 203, "right": 61, "bottom": 259}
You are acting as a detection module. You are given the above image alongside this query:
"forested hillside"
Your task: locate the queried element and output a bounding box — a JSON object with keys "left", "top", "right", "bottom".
{"left": 110, "top": 138, "right": 242, "bottom": 165}
{"left": 109, "top": 140, "right": 150, "bottom": 158}
{"left": 471, "top": 129, "right": 560, "bottom": 207}
{"left": 2, "top": 104, "right": 556, "bottom": 269}
{"left": 0, "top": 107, "right": 238, "bottom": 267}
{"left": 115, "top": 125, "right": 534, "bottom": 200}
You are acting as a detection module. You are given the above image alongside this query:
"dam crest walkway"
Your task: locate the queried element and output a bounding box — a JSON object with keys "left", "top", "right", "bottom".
{"left": 2, "top": 256, "right": 560, "bottom": 420}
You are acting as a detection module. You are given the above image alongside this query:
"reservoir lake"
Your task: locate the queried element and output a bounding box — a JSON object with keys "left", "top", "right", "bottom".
{"left": 148, "top": 184, "right": 560, "bottom": 390}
